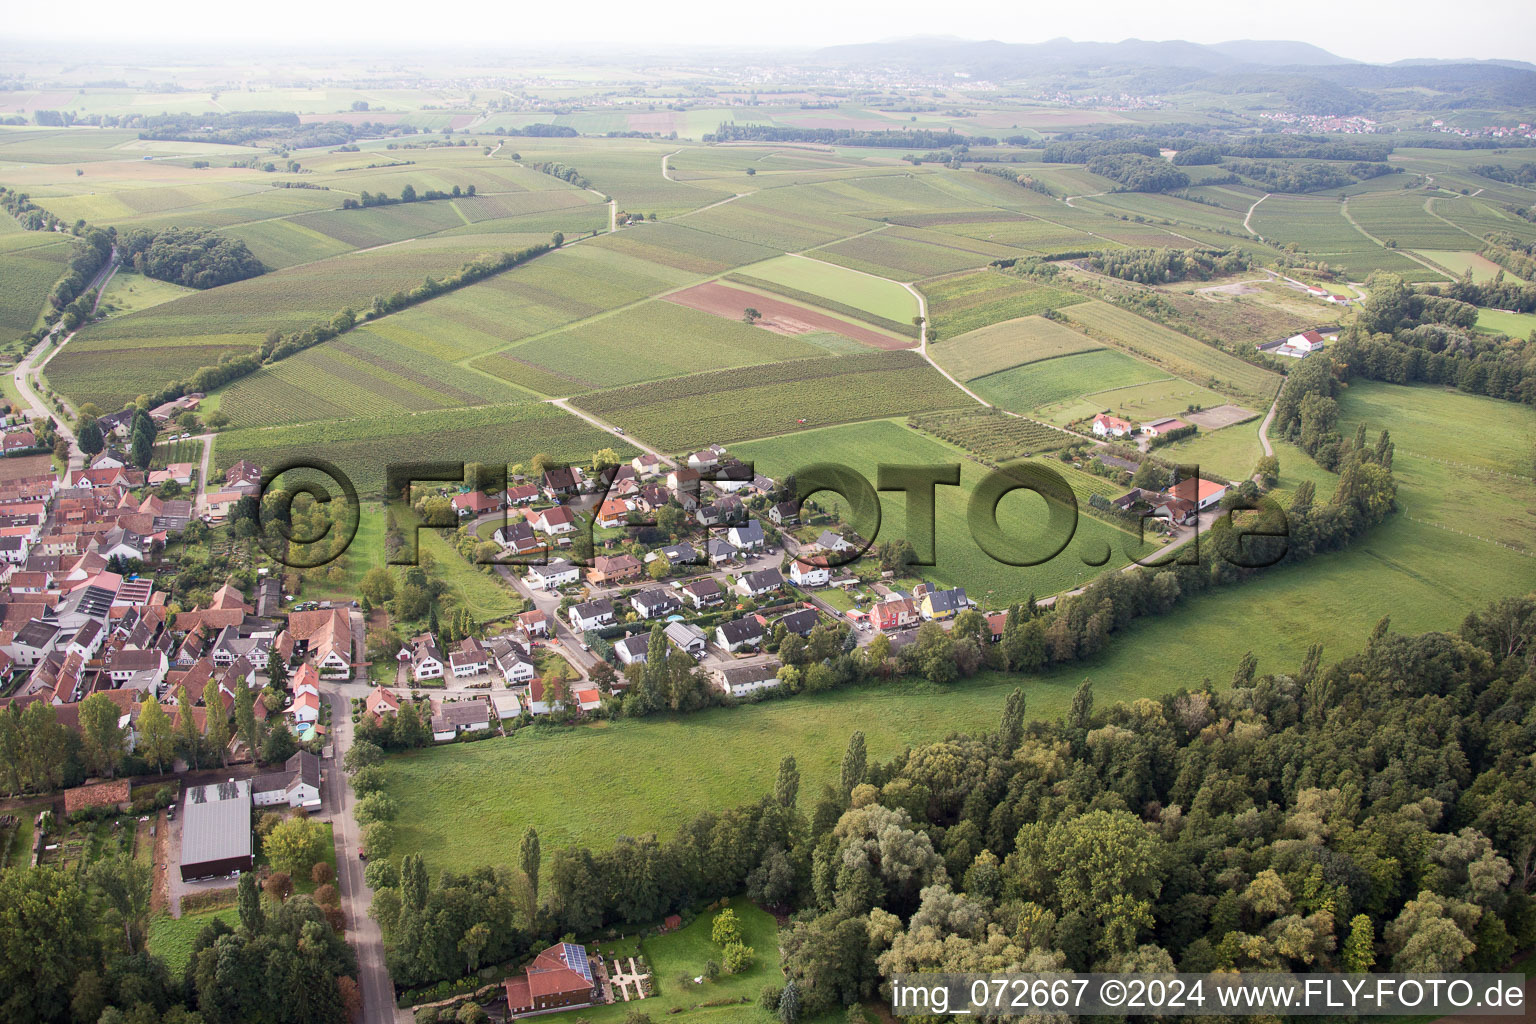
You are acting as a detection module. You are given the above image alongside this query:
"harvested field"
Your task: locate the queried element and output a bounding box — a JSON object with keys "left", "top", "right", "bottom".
{"left": 1186, "top": 404, "right": 1258, "bottom": 430}
{"left": 662, "top": 281, "right": 913, "bottom": 350}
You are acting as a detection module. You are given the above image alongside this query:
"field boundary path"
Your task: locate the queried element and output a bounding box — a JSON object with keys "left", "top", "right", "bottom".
{"left": 1243, "top": 193, "right": 1271, "bottom": 239}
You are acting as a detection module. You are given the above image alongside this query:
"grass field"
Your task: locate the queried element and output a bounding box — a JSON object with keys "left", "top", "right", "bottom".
{"left": 731, "top": 253, "right": 918, "bottom": 322}
{"left": 971, "top": 348, "right": 1166, "bottom": 416}
{"left": 148, "top": 909, "right": 233, "bottom": 976}
{"left": 1415, "top": 250, "right": 1523, "bottom": 284}
{"left": 931, "top": 315, "right": 1102, "bottom": 381}
{"left": 1474, "top": 307, "right": 1536, "bottom": 337}
{"left": 1153, "top": 419, "right": 1267, "bottom": 480}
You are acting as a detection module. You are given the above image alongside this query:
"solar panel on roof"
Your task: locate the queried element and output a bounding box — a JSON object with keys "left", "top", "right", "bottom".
{"left": 562, "top": 942, "right": 592, "bottom": 982}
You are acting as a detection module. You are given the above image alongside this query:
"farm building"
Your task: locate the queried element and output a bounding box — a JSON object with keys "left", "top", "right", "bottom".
{"left": 1168, "top": 477, "right": 1229, "bottom": 510}
{"left": 1092, "top": 413, "right": 1134, "bottom": 437}
{"left": 63, "top": 778, "right": 131, "bottom": 815}
{"left": 179, "top": 779, "right": 253, "bottom": 880}
{"left": 503, "top": 942, "right": 600, "bottom": 1016}
{"left": 1141, "top": 417, "right": 1190, "bottom": 437}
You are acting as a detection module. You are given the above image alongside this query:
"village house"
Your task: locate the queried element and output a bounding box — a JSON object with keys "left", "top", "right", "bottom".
{"left": 710, "top": 461, "right": 754, "bottom": 492}
{"left": 775, "top": 607, "right": 821, "bottom": 637}
{"left": 408, "top": 634, "right": 445, "bottom": 682}
{"left": 735, "top": 567, "right": 784, "bottom": 599}
{"left": 595, "top": 499, "right": 630, "bottom": 529}
{"left": 365, "top": 688, "right": 401, "bottom": 720}
{"left": 516, "top": 609, "right": 549, "bottom": 637}
{"left": 614, "top": 633, "right": 650, "bottom": 666}
{"left": 1092, "top": 413, "right": 1134, "bottom": 437}
{"left": 1168, "top": 476, "right": 1229, "bottom": 510}
{"left": 919, "top": 586, "right": 972, "bottom": 621}
{"left": 586, "top": 553, "right": 641, "bottom": 585}
{"left": 681, "top": 577, "right": 724, "bottom": 609}
{"left": 630, "top": 588, "right": 680, "bottom": 620}
{"left": 568, "top": 599, "right": 615, "bottom": 632}
{"left": 287, "top": 607, "right": 352, "bottom": 676}
{"left": 525, "top": 559, "right": 579, "bottom": 591}
{"left": 769, "top": 501, "right": 799, "bottom": 526}
{"left": 666, "top": 466, "right": 700, "bottom": 493}
{"left": 502, "top": 943, "right": 600, "bottom": 1017}
{"left": 686, "top": 448, "right": 720, "bottom": 471}
{"left": 665, "top": 621, "right": 707, "bottom": 658}
{"left": 727, "top": 519, "right": 765, "bottom": 550}
{"left": 706, "top": 538, "right": 737, "bottom": 565}
{"left": 526, "top": 505, "right": 577, "bottom": 537}
{"left": 630, "top": 453, "right": 661, "bottom": 478}
{"left": 449, "top": 638, "right": 491, "bottom": 678}
{"left": 251, "top": 751, "right": 322, "bottom": 810}
{"left": 431, "top": 697, "right": 491, "bottom": 741}
{"left": 789, "top": 559, "right": 830, "bottom": 588}
{"left": 452, "top": 490, "right": 502, "bottom": 517}
{"left": 494, "top": 521, "right": 542, "bottom": 555}
{"left": 541, "top": 466, "right": 583, "bottom": 500}
{"left": 488, "top": 636, "right": 536, "bottom": 684}
{"left": 526, "top": 677, "right": 563, "bottom": 716}
{"left": 715, "top": 661, "right": 783, "bottom": 698}
{"left": 715, "top": 616, "right": 765, "bottom": 653}
{"left": 505, "top": 483, "right": 540, "bottom": 507}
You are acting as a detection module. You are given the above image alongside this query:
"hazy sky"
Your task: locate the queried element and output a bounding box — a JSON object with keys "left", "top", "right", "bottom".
{"left": 8, "top": 0, "right": 1535, "bottom": 64}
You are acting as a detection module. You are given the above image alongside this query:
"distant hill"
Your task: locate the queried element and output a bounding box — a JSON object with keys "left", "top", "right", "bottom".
{"left": 811, "top": 36, "right": 1355, "bottom": 74}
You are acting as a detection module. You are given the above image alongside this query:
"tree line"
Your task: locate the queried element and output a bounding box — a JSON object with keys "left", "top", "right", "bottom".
{"left": 340, "top": 183, "right": 477, "bottom": 210}
{"left": 703, "top": 124, "right": 989, "bottom": 148}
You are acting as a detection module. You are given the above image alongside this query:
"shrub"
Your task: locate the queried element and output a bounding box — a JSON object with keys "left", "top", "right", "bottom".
{"left": 312, "top": 860, "right": 335, "bottom": 885}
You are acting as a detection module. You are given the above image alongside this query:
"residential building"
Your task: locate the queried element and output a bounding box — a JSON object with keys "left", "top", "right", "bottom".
{"left": 568, "top": 599, "right": 614, "bottom": 632}
{"left": 735, "top": 567, "right": 784, "bottom": 598}
{"left": 586, "top": 553, "right": 641, "bottom": 585}
{"left": 919, "top": 587, "right": 971, "bottom": 621}
{"left": 409, "top": 634, "right": 445, "bottom": 681}
{"left": 449, "top": 638, "right": 491, "bottom": 678}
{"left": 872, "top": 597, "right": 919, "bottom": 632}
{"left": 251, "top": 751, "right": 322, "bottom": 809}
{"left": 769, "top": 501, "right": 799, "bottom": 526}
{"left": 789, "top": 559, "right": 830, "bottom": 587}
{"left": 775, "top": 607, "right": 820, "bottom": 637}
{"left": 715, "top": 616, "right": 764, "bottom": 653}
{"left": 716, "top": 661, "right": 783, "bottom": 698}
{"left": 630, "top": 588, "right": 680, "bottom": 619}
{"left": 527, "top": 505, "right": 577, "bottom": 536}
{"left": 1092, "top": 413, "right": 1133, "bottom": 437}
{"left": 615, "top": 633, "right": 650, "bottom": 666}
{"left": 1168, "top": 476, "right": 1228, "bottom": 510}
{"left": 431, "top": 698, "right": 491, "bottom": 741}
{"left": 681, "top": 577, "right": 723, "bottom": 609}
{"left": 525, "top": 559, "right": 579, "bottom": 590}
{"left": 727, "top": 519, "right": 765, "bottom": 550}
{"left": 665, "top": 621, "right": 707, "bottom": 658}
{"left": 502, "top": 943, "right": 600, "bottom": 1016}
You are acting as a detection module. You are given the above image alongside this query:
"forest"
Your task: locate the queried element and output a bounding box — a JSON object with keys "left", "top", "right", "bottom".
{"left": 117, "top": 228, "right": 266, "bottom": 290}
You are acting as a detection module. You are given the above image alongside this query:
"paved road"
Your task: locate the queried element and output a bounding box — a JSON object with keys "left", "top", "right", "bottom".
{"left": 12, "top": 247, "right": 117, "bottom": 474}
{"left": 322, "top": 609, "right": 400, "bottom": 1024}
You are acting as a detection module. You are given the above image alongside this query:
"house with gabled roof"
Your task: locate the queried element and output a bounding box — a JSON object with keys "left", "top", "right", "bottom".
{"left": 586, "top": 553, "right": 640, "bottom": 585}
{"left": 735, "top": 567, "right": 783, "bottom": 599}
{"left": 715, "top": 616, "right": 764, "bottom": 653}
{"left": 615, "top": 633, "right": 650, "bottom": 666}
{"left": 568, "top": 599, "right": 614, "bottom": 632}
{"left": 1092, "top": 413, "right": 1133, "bottom": 437}
{"left": 287, "top": 607, "right": 351, "bottom": 675}
{"left": 630, "top": 588, "right": 680, "bottom": 620}
{"left": 715, "top": 661, "right": 783, "bottom": 698}
{"left": 527, "top": 505, "right": 577, "bottom": 536}
{"left": 681, "top": 577, "right": 723, "bottom": 609}
{"left": 252, "top": 751, "right": 322, "bottom": 809}
{"left": 503, "top": 942, "right": 600, "bottom": 1016}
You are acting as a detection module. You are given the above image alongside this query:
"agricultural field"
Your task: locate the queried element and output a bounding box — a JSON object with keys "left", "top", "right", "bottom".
{"left": 503, "top": 296, "right": 828, "bottom": 392}
{"left": 1060, "top": 299, "right": 1280, "bottom": 404}
{"left": 808, "top": 224, "right": 1016, "bottom": 279}
{"left": 0, "top": 235, "right": 73, "bottom": 336}
{"left": 727, "top": 252, "right": 918, "bottom": 322}
{"left": 663, "top": 281, "right": 909, "bottom": 350}
{"left": 920, "top": 269, "right": 1087, "bottom": 339}
{"left": 907, "top": 407, "right": 1074, "bottom": 459}
{"left": 969, "top": 348, "right": 1166, "bottom": 416}
{"left": 1415, "top": 249, "right": 1522, "bottom": 283}
{"left": 213, "top": 401, "right": 633, "bottom": 494}
{"left": 216, "top": 330, "right": 533, "bottom": 428}
{"left": 1345, "top": 191, "right": 1478, "bottom": 250}
{"left": 1248, "top": 193, "right": 1444, "bottom": 282}
{"left": 931, "top": 314, "right": 1101, "bottom": 381}
{"left": 572, "top": 351, "right": 968, "bottom": 450}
